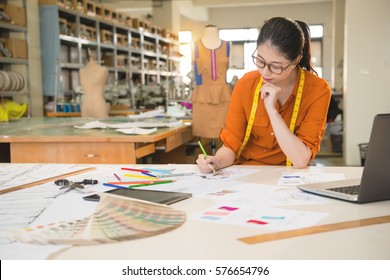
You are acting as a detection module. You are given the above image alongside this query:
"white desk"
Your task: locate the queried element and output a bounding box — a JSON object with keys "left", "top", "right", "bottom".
{"left": 1, "top": 164, "right": 389, "bottom": 260}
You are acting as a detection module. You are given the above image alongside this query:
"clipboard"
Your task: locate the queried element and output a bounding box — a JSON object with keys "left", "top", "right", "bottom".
{"left": 83, "top": 188, "right": 192, "bottom": 205}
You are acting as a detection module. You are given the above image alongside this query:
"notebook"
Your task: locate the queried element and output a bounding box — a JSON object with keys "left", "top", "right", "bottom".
{"left": 83, "top": 188, "right": 192, "bottom": 205}
{"left": 297, "top": 114, "right": 390, "bottom": 203}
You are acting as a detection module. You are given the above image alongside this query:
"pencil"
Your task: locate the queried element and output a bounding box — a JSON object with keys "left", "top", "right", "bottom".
{"left": 121, "top": 167, "right": 150, "bottom": 173}
{"left": 157, "top": 172, "right": 195, "bottom": 178}
{"left": 197, "top": 141, "right": 216, "bottom": 173}
{"left": 142, "top": 167, "right": 173, "bottom": 174}
{"left": 141, "top": 171, "right": 158, "bottom": 178}
{"left": 123, "top": 173, "right": 159, "bottom": 180}
{"left": 129, "top": 180, "right": 175, "bottom": 188}
{"left": 103, "top": 183, "right": 128, "bottom": 189}
{"left": 107, "top": 180, "right": 167, "bottom": 185}
{"left": 114, "top": 173, "right": 121, "bottom": 181}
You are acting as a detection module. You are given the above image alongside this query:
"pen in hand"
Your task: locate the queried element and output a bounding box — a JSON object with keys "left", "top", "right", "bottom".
{"left": 197, "top": 141, "right": 216, "bottom": 173}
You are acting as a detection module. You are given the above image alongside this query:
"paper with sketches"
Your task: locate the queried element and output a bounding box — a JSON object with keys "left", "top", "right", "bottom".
{"left": 116, "top": 127, "right": 157, "bottom": 135}
{"left": 190, "top": 204, "right": 328, "bottom": 231}
{"left": 0, "top": 163, "right": 91, "bottom": 192}
{"left": 140, "top": 167, "right": 260, "bottom": 196}
{"left": 277, "top": 172, "right": 345, "bottom": 186}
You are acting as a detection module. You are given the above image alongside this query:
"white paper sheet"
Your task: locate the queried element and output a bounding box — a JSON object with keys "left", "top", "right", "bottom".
{"left": 116, "top": 127, "right": 157, "bottom": 135}
{"left": 73, "top": 120, "right": 182, "bottom": 129}
{"left": 277, "top": 172, "right": 346, "bottom": 186}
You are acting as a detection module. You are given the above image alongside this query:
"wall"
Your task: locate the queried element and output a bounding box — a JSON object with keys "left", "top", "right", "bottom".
{"left": 343, "top": 0, "right": 390, "bottom": 165}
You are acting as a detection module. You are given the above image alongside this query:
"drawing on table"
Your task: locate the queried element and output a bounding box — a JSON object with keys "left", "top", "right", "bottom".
{"left": 191, "top": 203, "right": 328, "bottom": 231}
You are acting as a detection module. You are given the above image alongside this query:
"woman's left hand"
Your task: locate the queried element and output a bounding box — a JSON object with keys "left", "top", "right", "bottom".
{"left": 260, "top": 83, "right": 281, "bottom": 112}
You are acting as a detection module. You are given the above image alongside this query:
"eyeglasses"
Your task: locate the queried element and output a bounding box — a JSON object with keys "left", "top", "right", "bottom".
{"left": 251, "top": 55, "right": 296, "bottom": 75}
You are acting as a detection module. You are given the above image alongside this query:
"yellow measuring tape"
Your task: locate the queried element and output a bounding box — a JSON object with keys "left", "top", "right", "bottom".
{"left": 236, "top": 68, "right": 305, "bottom": 166}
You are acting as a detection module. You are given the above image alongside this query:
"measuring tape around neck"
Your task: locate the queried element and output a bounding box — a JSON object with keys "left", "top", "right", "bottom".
{"left": 236, "top": 68, "right": 305, "bottom": 166}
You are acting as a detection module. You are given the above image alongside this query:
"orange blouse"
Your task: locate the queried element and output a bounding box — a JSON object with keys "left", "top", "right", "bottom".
{"left": 220, "top": 69, "right": 331, "bottom": 165}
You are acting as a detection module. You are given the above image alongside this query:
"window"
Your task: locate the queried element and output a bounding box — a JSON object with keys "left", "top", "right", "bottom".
{"left": 309, "top": 25, "right": 323, "bottom": 77}
{"left": 220, "top": 24, "right": 324, "bottom": 80}
{"left": 178, "top": 31, "right": 192, "bottom": 84}
{"left": 219, "top": 28, "right": 258, "bottom": 82}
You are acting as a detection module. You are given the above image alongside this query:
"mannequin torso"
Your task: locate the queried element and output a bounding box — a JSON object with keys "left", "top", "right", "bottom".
{"left": 192, "top": 25, "right": 231, "bottom": 138}
{"left": 79, "top": 59, "right": 109, "bottom": 118}
{"left": 201, "top": 25, "right": 222, "bottom": 49}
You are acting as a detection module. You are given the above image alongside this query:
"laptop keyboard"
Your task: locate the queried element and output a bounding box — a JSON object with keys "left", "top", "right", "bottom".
{"left": 326, "top": 185, "right": 360, "bottom": 195}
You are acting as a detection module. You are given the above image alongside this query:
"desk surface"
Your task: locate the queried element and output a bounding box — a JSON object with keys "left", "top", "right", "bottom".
{"left": 0, "top": 118, "right": 193, "bottom": 164}
{"left": 0, "top": 117, "right": 190, "bottom": 143}
{"left": 1, "top": 164, "right": 389, "bottom": 260}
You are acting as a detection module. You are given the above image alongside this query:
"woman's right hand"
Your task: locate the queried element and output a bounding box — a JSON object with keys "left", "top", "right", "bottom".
{"left": 196, "top": 154, "right": 217, "bottom": 174}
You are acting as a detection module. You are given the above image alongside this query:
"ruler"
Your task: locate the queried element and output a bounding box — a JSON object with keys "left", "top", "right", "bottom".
{"left": 0, "top": 167, "right": 96, "bottom": 195}
{"left": 239, "top": 215, "right": 390, "bottom": 244}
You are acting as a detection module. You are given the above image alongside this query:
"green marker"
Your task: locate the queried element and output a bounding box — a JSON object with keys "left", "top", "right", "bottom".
{"left": 128, "top": 180, "right": 175, "bottom": 188}
{"left": 197, "top": 141, "right": 216, "bottom": 173}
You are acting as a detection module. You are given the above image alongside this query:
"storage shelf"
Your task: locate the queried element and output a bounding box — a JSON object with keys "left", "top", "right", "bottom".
{"left": 40, "top": 2, "right": 181, "bottom": 112}
{"left": 0, "top": 0, "right": 31, "bottom": 118}
{"left": 1, "top": 91, "right": 30, "bottom": 97}
{"left": 0, "top": 57, "right": 28, "bottom": 64}
{"left": 0, "top": 21, "right": 27, "bottom": 32}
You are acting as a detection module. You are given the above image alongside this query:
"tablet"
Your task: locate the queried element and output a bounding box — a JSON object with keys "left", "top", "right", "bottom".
{"left": 83, "top": 188, "right": 192, "bottom": 205}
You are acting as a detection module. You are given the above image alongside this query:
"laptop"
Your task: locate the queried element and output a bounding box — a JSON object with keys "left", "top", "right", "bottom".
{"left": 297, "top": 114, "right": 390, "bottom": 203}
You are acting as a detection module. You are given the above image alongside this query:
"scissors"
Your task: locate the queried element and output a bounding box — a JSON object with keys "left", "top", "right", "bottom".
{"left": 55, "top": 179, "right": 98, "bottom": 191}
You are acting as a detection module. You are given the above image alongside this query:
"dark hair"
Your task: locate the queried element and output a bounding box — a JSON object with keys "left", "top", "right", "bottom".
{"left": 257, "top": 17, "right": 317, "bottom": 75}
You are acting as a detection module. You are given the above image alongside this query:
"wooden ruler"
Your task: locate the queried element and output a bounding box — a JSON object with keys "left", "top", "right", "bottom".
{"left": 0, "top": 167, "right": 96, "bottom": 195}
{"left": 239, "top": 215, "right": 390, "bottom": 245}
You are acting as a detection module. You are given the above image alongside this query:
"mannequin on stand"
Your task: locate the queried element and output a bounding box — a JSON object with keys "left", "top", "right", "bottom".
{"left": 80, "top": 57, "right": 109, "bottom": 118}
{"left": 191, "top": 24, "right": 231, "bottom": 154}
{"left": 201, "top": 24, "right": 222, "bottom": 49}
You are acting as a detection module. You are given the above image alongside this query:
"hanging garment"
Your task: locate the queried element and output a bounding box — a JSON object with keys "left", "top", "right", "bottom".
{"left": 191, "top": 40, "right": 231, "bottom": 138}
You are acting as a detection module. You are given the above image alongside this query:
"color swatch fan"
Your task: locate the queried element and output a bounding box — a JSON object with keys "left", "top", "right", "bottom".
{"left": 10, "top": 193, "right": 186, "bottom": 245}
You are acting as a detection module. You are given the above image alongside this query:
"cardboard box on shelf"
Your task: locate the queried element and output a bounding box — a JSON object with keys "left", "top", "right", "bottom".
{"left": 4, "top": 38, "right": 27, "bottom": 59}
{"left": 117, "top": 34, "right": 128, "bottom": 47}
{"left": 95, "top": 4, "right": 103, "bottom": 17}
{"left": 85, "top": 26, "right": 97, "bottom": 41}
{"left": 161, "top": 29, "right": 178, "bottom": 41}
{"left": 117, "top": 12, "right": 129, "bottom": 26}
{"left": 85, "top": 1, "right": 96, "bottom": 16}
{"left": 100, "top": 29, "right": 113, "bottom": 45}
{"left": 132, "top": 18, "right": 152, "bottom": 32}
{"left": 0, "top": 38, "right": 10, "bottom": 58}
{"left": 71, "top": 0, "right": 86, "bottom": 13}
{"left": 102, "top": 6, "right": 113, "bottom": 21}
{"left": 111, "top": 11, "right": 118, "bottom": 23}
{"left": 4, "top": 4, "right": 26, "bottom": 26}
{"left": 124, "top": 15, "right": 132, "bottom": 28}
{"left": 116, "top": 55, "right": 128, "bottom": 67}
{"left": 102, "top": 53, "right": 114, "bottom": 67}
{"left": 151, "top": 25, "right": 161, "bottom": 36}
{"left": 39, "top": 0, "right": 72, "bottom": 8}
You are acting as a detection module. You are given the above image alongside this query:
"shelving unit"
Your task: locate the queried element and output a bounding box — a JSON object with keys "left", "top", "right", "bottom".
{"left": 39, "top": 1, "right": 181, "bottom": 114}
{"left": 0, "top": 0, "right": 31, "bottom": 118}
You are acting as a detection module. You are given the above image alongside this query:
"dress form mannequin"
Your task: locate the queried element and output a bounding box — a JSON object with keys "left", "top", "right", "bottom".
{"left": 80, "top": 59, "right": 109, "bottom": 118}
{"left": 201, "top": 25, "right": 222, "bottom": 49}
{"left": 191, "top": 25, "right": 231, "bottom": 147}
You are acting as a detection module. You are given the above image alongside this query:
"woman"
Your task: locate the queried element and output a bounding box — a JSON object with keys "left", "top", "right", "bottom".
{"left": 196, "top": 17, "right": 331, "bottom": 173}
